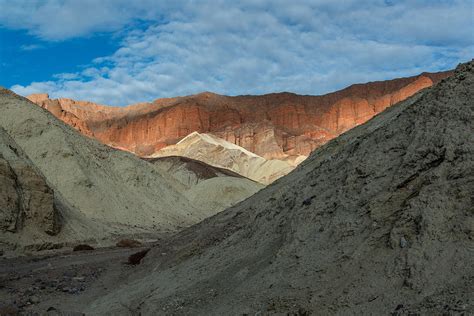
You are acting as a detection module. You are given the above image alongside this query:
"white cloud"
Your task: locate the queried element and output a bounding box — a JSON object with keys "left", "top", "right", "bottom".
{"left": 19, "top": 44, "right": 44, "bottom": 51}
{"left": 52, "top": 73, "right": 79, "bottom": 80}
{"left": 0, "top": 0, "right": 173, "bottom": 40}
{"left": 4, "top": 0, "right": 474, "bottom": 105}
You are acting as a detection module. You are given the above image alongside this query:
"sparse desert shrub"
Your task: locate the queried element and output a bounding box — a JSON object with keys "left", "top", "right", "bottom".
{"left": 116, "top": 239, "right": 142, "bottom": 248}
{"left": 73, "top": 244, "right": 94, "bottom": 251}
{"left": 128, "top": 248, "right": 150, "bottom": 265}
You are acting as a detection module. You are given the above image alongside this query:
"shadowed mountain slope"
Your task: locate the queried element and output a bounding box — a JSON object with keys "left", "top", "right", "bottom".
{"left": 146, "top": 155, "right": 263, "bottom": 213}
{"left": 87, "top": 63, "right": 472, "bottom": 315}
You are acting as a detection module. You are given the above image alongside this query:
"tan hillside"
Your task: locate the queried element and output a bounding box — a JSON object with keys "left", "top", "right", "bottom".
{"left": 146, "top": 156, "right": 263, "bottom": 214}
{"left": 152, "top": 131, "right": 303, "bottom": 184}
{"left": 0, "top": 89, "right": 260, "bottom": 251}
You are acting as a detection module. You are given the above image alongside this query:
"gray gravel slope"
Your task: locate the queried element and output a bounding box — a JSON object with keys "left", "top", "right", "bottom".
{"left": 88, "top": 61, "right": 473, "bottom": 315}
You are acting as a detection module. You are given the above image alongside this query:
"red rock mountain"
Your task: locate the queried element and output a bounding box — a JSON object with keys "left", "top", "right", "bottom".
{"left": 28, "top": 70, "right": 452, "bottom": 159}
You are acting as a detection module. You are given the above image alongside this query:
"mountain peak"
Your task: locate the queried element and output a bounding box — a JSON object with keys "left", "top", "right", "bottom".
{"left": 194, "top": 91, "right": 220, "bottom": 98}
{"left": 26, "top": 93, "right": 50, "bottom": 103}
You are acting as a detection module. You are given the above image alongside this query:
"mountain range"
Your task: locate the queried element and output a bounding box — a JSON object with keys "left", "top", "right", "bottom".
{"left": 27, "top": 70, "right": 452, "bottom": 184}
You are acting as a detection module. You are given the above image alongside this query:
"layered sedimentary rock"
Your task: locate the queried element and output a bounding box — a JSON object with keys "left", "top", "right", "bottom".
{"left": 28, "top": 71, "right": 452, "bottom": 160}
{"left": 152, "top": 132, "right": 301, "bottom": 184}
{"left": 87, "top": 62, "right": 471, "bottom": 315}
{"left": 0, "top": 128, "right": 60, "bottom": 236}
{"left": 0, "top": 88, "right": 261, "bottom": 251}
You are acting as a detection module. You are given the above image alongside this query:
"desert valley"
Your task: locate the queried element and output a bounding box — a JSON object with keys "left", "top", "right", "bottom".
{"left": 0, "top": 1, "right": 472, "bottom": 315}
{"left": 1, "top": 62, "right": 472, "bottom": 315}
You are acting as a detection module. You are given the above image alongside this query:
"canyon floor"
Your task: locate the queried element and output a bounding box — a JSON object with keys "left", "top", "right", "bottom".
{"left": 0, "top": 244, "right": 155, "bottom": 315}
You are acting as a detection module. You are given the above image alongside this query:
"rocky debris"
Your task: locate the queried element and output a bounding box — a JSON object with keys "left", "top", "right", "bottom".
{"left": 27, "top": 71, "right": 452, "bottom": 160}
{"left": 45, "top": 307, "right": 85, "bottom": 316}
{"left": 28, "top": 295, "right": 40, "bottom": 304}
{"left": 127, "top": 248, "right": 150, "bottom": 265}
{"left": 399, "top": 236, "right": 408, "bottom": 248}
{"left": 116, "top": 239, "right": 142, "bottom": 248}
{"left": 86, "top": 63, "right": 472, "bottom": 315}
{"left": 0, "top": 250, "right": 111, "bottom": 314}
{"left": 0, "top": 127, "right": 61, "bottom": 236}
{"left": 0, "top": 304, "right": 19, "bottom": 315}
{"left": 72, "top": 244, "right": 94, "bottom": 251}
{"left": 23, "top": 242, "right": 65, "bottom": 252}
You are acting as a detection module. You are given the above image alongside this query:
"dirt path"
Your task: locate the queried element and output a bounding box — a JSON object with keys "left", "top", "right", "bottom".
{"left": 0, "top": 245, "right": 150, "bottom": 315}
{"left": 0, "top": 247, "right": 140, "bottom": 276}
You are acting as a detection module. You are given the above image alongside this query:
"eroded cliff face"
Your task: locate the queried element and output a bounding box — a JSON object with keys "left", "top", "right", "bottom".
{"left": 27, "top": 70, "right": 452, "bottom": 159}
{"left": 0, "top": 128, "right": 60, "bottom": 236}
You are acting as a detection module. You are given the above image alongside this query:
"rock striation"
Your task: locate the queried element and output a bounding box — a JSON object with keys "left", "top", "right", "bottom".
{"left": 146, "top": 155, "right": 249, "bottom": 185}
{"left": 151, "top": 132, "right": 301, "bottom": 184}
{"left": 0, "top": 127, "right": 60, "bottom": 236}
{"left": 87, "top": 63, "right": 472, "bottom": 315}
{"left": 28, "top": 71, "right": 452, "bottom": 160}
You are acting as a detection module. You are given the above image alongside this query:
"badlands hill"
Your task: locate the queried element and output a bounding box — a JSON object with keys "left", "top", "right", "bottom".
{"left": 151, "top": 132, "right": 301, "bottom": 184}
{"left": 146, "top": 155, "right": 263, "bottom": 213}
{"left": 0, "top": 127, "right": 61, "bottom": 239}
{"left": 28, "top": 70, "right": 452, "bottom": 162}
{"left": 87, "top": 62, "right": 472, "bottom": 315}
{"left": 0, "top": 89, "right": 260, "bottom": 251}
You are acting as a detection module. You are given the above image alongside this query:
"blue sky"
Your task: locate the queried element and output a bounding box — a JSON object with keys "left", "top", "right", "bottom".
{"left": 0, "top": 0, "right": 472, "bottom": 106}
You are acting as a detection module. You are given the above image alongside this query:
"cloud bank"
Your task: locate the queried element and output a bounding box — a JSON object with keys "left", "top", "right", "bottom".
{"left": 2, "top": 0, "right": 473, "bottom": 106}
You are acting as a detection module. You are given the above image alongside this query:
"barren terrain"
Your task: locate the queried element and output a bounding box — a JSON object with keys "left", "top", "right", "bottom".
{"left": 1, "top": 61, "right": 470, "bottom": 316}
{"left": 0, "top": 243, "right": 154, "bottom": 315}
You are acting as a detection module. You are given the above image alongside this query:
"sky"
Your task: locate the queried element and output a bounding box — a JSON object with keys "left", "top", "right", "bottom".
{"left": 0, "top": 0, "right": 472, "bottom": 106}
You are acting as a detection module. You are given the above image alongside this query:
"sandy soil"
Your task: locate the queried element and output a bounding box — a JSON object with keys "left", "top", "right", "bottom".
{"left": 0, "top": 244, "right": 155, "bottom": 315}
